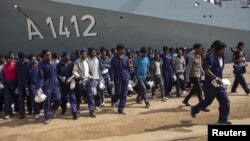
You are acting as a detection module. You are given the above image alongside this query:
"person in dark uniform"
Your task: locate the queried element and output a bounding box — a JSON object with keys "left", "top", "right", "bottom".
{"left": 57, "top": 51, "right": 78, "bottom": 119}
{"left": 110, "top": 44, "right": 130, "bottom": 114}
{"left": 38, "top": 49, "right": 61, "bottom": 124}
{"left": 16, "top": 51, "right": 32, "bottom": 119}
{"left": 161, "top": 46, "right": 174, "bottom": 100}
{"left": 26, "top": 55, "right": 41, "bottom": 120}
{"left": 231, "top": 41, "right": 250, "bottom": 95}
{"left": 191, "top": 42, "right": 231, "bottom": 125}
{"left": 147, "top": 47, "right": 155, "bottom": 63}
{"left": 98, "top": 47, "right": 113, "bottom": 106}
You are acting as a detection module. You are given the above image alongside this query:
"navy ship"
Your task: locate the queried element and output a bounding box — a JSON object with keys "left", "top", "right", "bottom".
{"left": 0, "top": 0, "right": 250, "bottom": 61}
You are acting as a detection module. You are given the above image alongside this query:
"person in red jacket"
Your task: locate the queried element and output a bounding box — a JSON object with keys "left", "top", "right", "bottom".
{"left": 2, "top": 53, "right": 18, "bottom": 119}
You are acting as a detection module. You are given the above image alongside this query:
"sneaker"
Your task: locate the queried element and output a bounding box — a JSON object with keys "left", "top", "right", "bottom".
{"left": 201, "top": 108, "right": 210, "bottom": 112}
{"left": 19, "top": 114, "right": 25, "bottom": 119}
{"left": 77, "top": 110, "right": 80, "bottom": 115}
{"left": 61, "top": 109, "right": 66, "bottom": 115}
{"left": 73, "top": 114, "right": 79, "bottom": 120}
{"left": 44, "top": 119, "right": 50, "bottom": 124}
{"left": 4, "top": 115, "right": 10, "bottom": 119}
{"left": 128, "top": 94, "right": 133, "bottom": 97}
{"left": 52, "top": 110, "right": 57, "bottom": 118}
{"left": 66, "top": 102, "right": 71, "bottom": 109}
{"left": 95, "top": 107, "right": 100, "bottom": 111}
{"left": 115, "top": 100, "right": 120, "bottom": 107}
{"left": 100, "top": 102, "right": 105, "bottom": 107}
{"left": 182, "top": 100, "right": 191, "bottom": 106}
{"left": 0, "top": 111, "right": 3, "bottom": 116}
{"left": 145, "top": 102, "right": 151, "bottom": 108}
{"left": 218, "top": 120, "right": 232, "bottom": 125}
{"left": 34, "top": 114, "right": 39, "bottom": 120}
{"left": 118, "top": 110, "right": 127, "bottom": 115}
{"left": 115, "top": 101, "right": 119, "bottom": 107}
{"left": 162, "top": 97, "right": 167, "bottom": 102}
{"left": 111, "top": 102, "right": 115, "bottom": 107}
{"left": 168, "top": 94, "right": 173, "bottom": 98}
{"left": 191, "top": 106, "right": 196, "bottom": 118}
{"left": 90, "top": 112, "right": 96, "bottom": 118}
{"left": 182, "top": 91, "right": 187, "bottom": 95}
{"left": 27, "top": 111, "right": 33, "bottom": 115}
{"left": 136, "top": 99, "right": 142, "bottom": 104}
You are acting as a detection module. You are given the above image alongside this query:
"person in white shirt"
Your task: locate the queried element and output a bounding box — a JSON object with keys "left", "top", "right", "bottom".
{"left": 87, "top": 48, "right": 103, "bottom": 112}
{"left": 173, "top": 49, "right": 186, "bottom": 97}
{"left": 151, "top": 53, "right": 165, "bottom": 100}
{"left": 73, "top": 48, "right": 97, "bottom": 118}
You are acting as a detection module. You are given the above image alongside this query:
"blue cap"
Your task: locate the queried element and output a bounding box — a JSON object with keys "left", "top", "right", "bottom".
{"left": 80, "top": 48, "right": 88, "bottom": 53}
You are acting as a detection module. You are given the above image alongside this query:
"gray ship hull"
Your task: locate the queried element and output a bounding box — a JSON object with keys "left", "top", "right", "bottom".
{"left": 0, "top": 0, "right": 249, "bottom": 62}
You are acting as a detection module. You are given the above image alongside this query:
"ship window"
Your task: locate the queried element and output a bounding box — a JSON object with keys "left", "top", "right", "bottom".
{"left": 194, "top": 2, "right": 200, "bottom": 7}
{"left": 209, "top": 15, "right": 212, "bottom": 18}
{"left": 120, "top": 16, "right": 123, "bottom": 19}
{"left": 203, "top": 15, "right": 206, "bottom": 18}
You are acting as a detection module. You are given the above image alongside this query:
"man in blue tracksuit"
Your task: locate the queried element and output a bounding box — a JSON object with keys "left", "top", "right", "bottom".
{"left": 98, "top": 47, "right": 113, "bottom": 106}
{"left": 231, "top": 41, "right": 250, "bottom": 95}
{"left": 57, "top": 51, "right": 78, "bottom": 119}
{"left": 161, "top": 46, "right": 174, "bottom": 100}
{"left": 38, "top": 49, "right": 61, "bottom": 124}
{"left": 16, "top": 51, "right": 32, "bottom": 119}
{"left": 110, "top": 44, "right": 130, "bottom": 114}
{"left": 191, "top": 42, "right": 231, "bottom": 125}
{"left": 26, "top": 55, "right": 40, "bottom": 120}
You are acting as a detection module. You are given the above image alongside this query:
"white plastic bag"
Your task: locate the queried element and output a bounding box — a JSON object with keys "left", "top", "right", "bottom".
{"left": 222, "top": 78, "right": 231, "bottom": 89}
{"left": 67, "top": 75, "right": 75, "bottom": 84}
{"left": 173, "top": 75, "right": 177, "bottom": 82}
{"left": 99, "top": 80, "right": 105, "bottom": 90}
{"left": 0, "top": 82, "right": 4, "bottom": 90}
{"left": 70, "top": 79, "right": 76, "bottom": 89}
{"left": 201, "top": 75, "right": 205, "bottom": 81}
{"left": 211, "top": 78, "right": 231, "bottom": 89}
{"left": 35, "top": 89, "right": 47, "bottom": 103}
{"left": 146, "top": 81, "right": 154, "bottom": 89}
{"left": 101, "top": 69, "right": 109, "bottom": 74}
{"left": 128, "top": 81, "right": 133, "bottom": 91}
{"left": 92, "top": 87, "right": 97, "bottom": 95}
